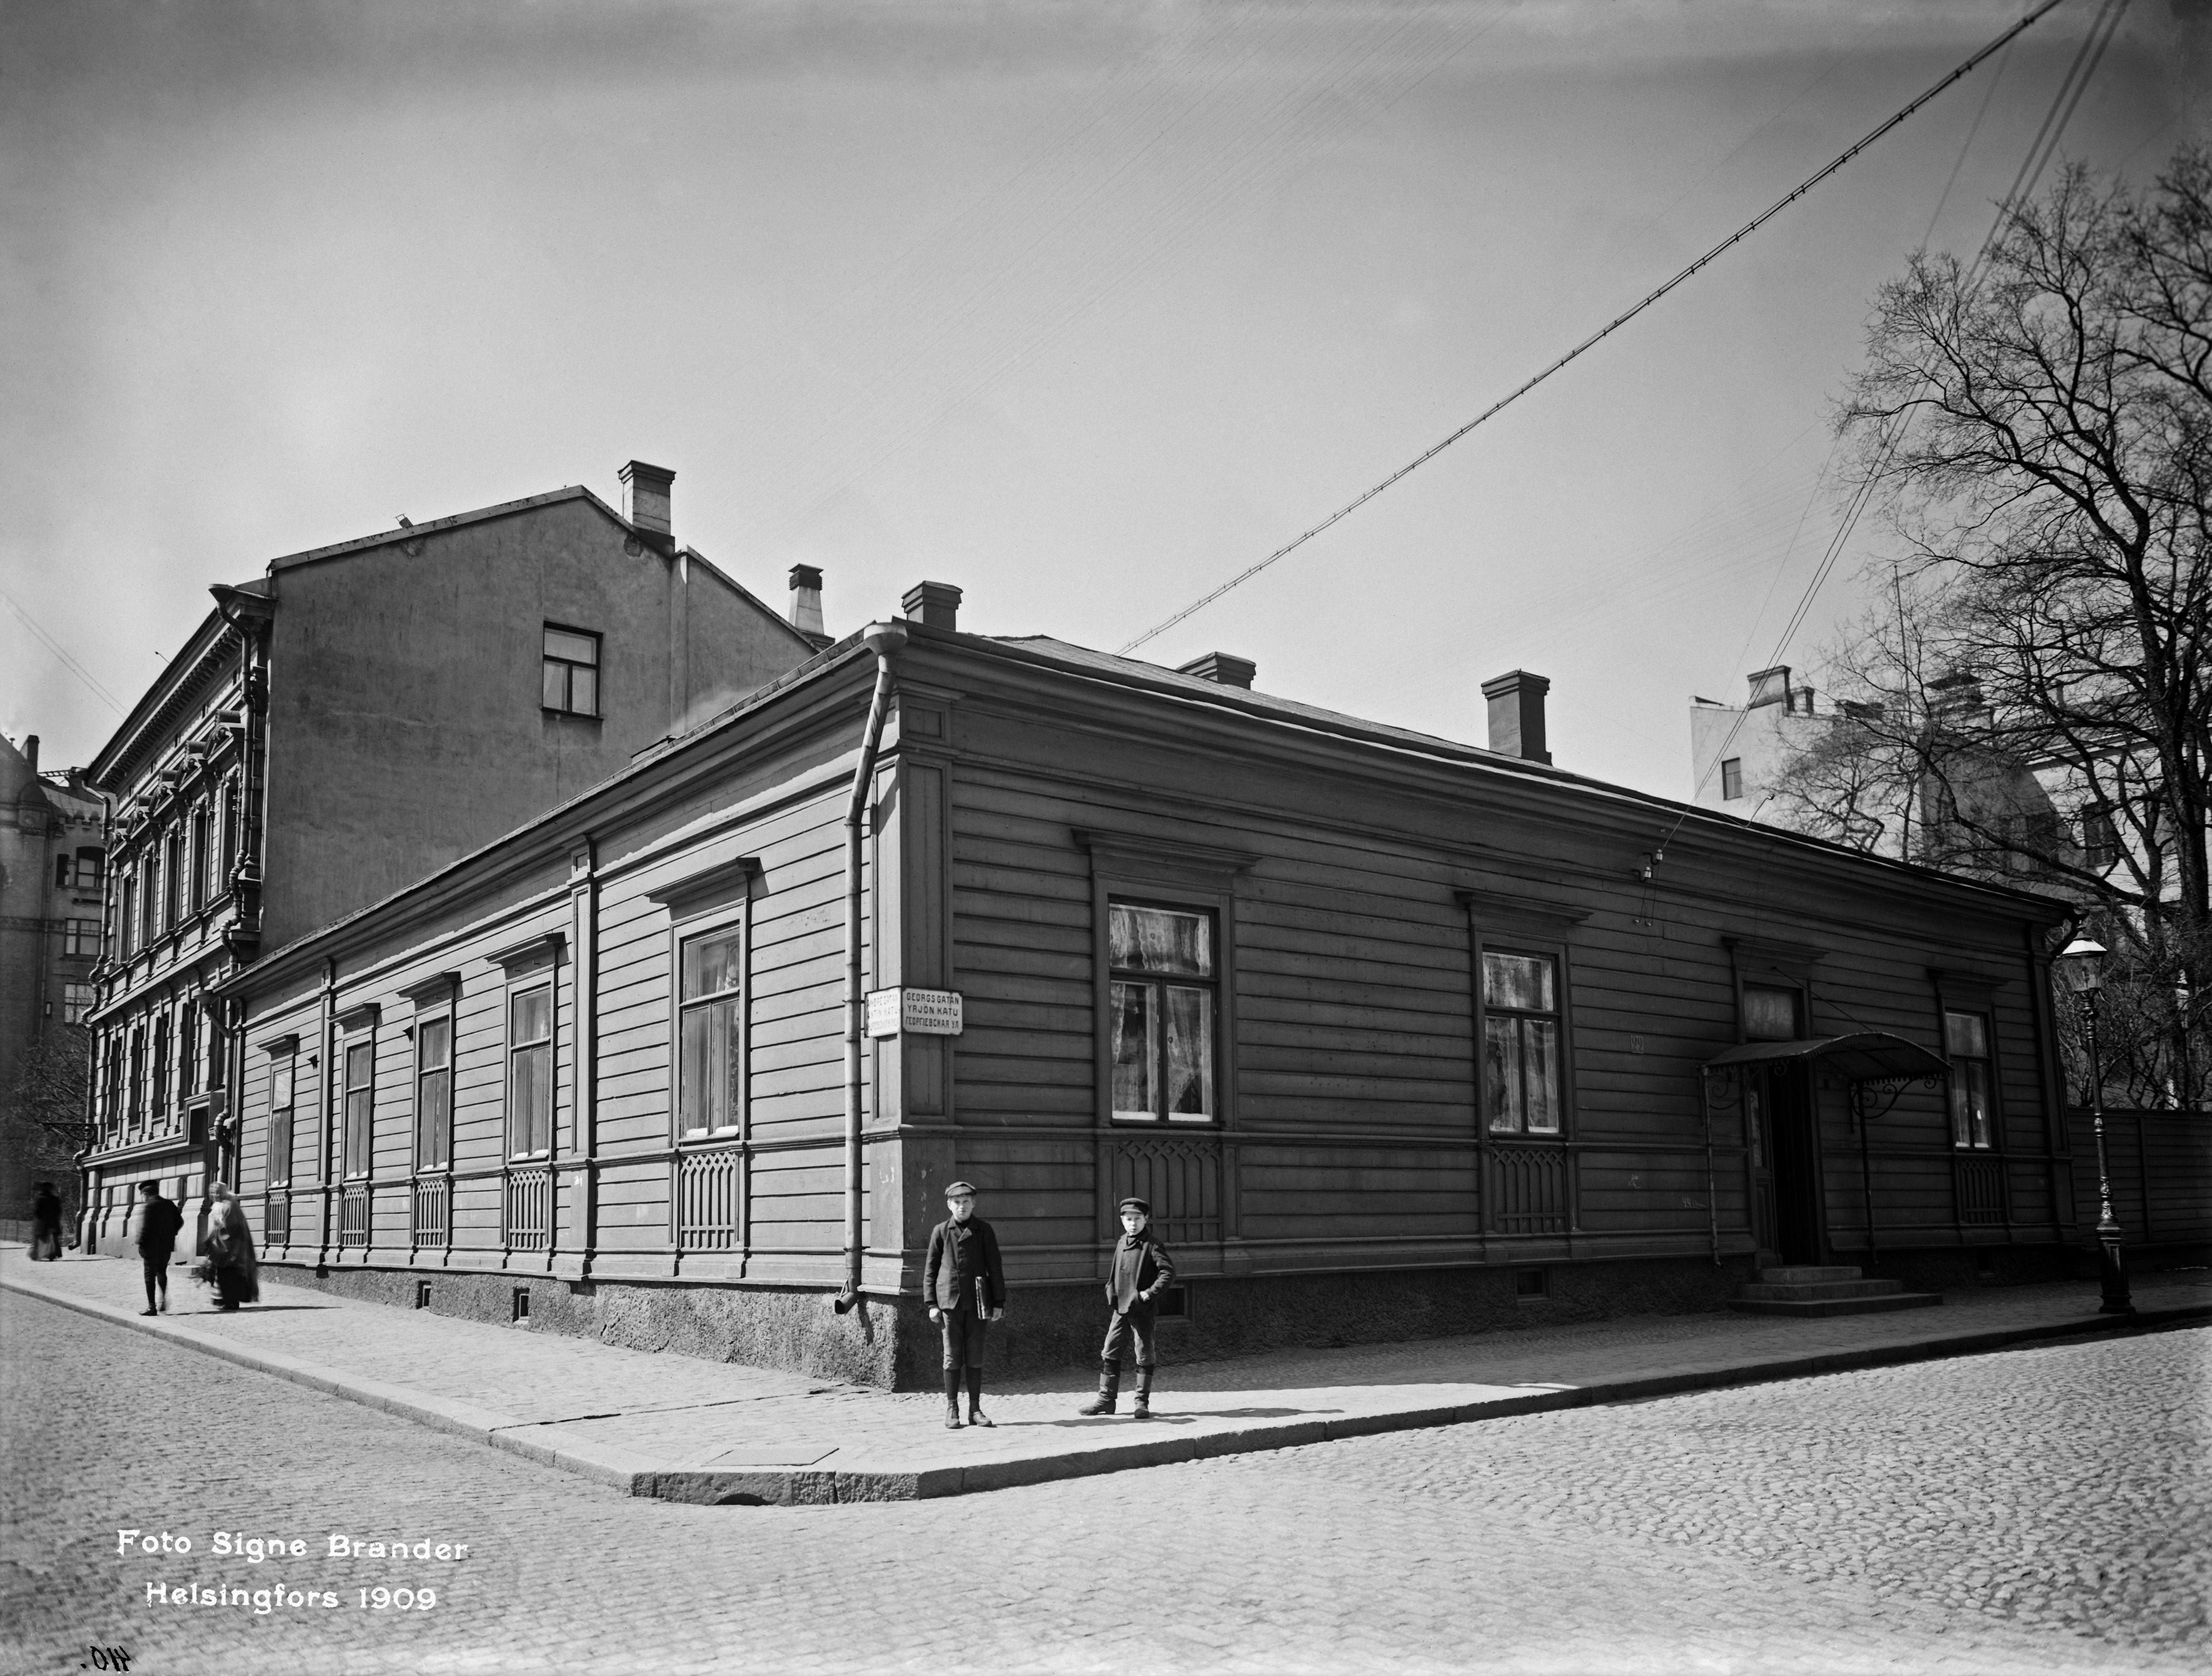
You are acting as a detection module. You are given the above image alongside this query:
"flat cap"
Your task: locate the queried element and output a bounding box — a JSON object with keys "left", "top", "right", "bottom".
{"left": 1117, "top": 1196, "right": 1151, "bottom": 1216}
{"left": 944, "top": 1181, "right": 978, "bottom": 1198}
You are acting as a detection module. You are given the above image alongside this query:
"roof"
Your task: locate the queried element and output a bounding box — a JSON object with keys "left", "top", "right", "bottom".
{"left": 1703, "top": 1033, "right": 1952, "bottom": 1082}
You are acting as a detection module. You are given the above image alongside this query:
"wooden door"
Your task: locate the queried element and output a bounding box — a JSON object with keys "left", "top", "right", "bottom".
{"left": 1764, "top": 1065, "right": 1824, "bottom": 1265}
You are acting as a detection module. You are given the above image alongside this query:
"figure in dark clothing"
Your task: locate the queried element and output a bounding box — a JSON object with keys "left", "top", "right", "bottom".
{"left": 199, "top": 1183, "right": 258, "bottom": 1311}
{"left": 922, "top": 1181, "right": 1005, "bottom": 1430}
{"left": 29, "top": 1183, "right": 64, "bottom": 1261}
{"left": 1078, "top": 1196, "right": 1176, "bottom": 1419}
{"left": 135, "top": 1183, "right": 184, "bottom": 1314}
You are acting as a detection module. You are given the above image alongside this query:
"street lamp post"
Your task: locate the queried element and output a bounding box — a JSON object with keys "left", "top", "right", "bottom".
{"left": 2058, "top": 937, "right": 2132, "bottom": 1316}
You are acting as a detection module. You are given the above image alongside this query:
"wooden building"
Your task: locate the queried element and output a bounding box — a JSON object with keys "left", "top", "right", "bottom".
{"left": 214, "top": 584, "right": 2080, "bottom": 1388}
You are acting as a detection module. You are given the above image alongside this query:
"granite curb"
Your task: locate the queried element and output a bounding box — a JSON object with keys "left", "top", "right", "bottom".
{"left": 7, "top": 1263, "right": 2206, "bottom": 1506}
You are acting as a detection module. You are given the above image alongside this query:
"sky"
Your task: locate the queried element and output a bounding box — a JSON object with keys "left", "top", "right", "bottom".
{"left": 2, "top": 0, "right": 2203, "bottom": 800}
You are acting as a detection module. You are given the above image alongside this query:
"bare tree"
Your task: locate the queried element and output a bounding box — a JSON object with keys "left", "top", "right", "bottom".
{"left": 1774, "top": 149, "right": 2210, "bottom": 1105}
{"left": 6, "top": 1023, "right": 91, "bottom": 1218}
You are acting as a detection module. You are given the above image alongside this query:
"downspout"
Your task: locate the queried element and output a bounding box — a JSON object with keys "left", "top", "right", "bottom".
{"left": 833, "top": 622, "right": 910, "bottom": 1314}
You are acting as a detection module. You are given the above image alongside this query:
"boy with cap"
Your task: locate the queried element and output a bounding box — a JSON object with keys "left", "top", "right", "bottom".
{"left": 1078, "top": 1196, "right": 1176, "bottom": 1419}
{"left": 922, "top": 1181, "right": 1005, "bottom": 1429}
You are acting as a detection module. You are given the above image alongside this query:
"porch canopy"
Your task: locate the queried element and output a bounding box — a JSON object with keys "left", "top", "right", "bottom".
{"left": 1703, "top": 1032, "right": 1950, "bottom": 1083}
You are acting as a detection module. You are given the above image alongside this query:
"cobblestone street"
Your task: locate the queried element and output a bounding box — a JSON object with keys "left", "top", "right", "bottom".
{"left": 4, "top": 1291, "right": 2205, "bottom": 1675}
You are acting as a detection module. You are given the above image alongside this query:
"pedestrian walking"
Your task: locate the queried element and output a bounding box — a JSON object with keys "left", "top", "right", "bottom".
{"left": 922, "top": 1181, "right": 1005, "bottom": 1430}
{"left": 134, "top": 1182, "right": 184, "bottom": 1314}
{"left": 196, "top": 1182, "right": 258, "bottom": 1311}
{"left": 28, "top": 1182, "right": 65, "bottom": 1261}
{"left": 1078, "top": 1196, "right": 1175, "bottom": 1419}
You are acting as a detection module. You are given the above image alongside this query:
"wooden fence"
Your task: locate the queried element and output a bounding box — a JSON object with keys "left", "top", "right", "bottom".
{"left": 2068, "top": 1108, "right": 2211, "bottom": 1250}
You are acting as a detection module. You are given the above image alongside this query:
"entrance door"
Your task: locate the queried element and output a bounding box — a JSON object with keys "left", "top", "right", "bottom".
{"left": 1762, "top": 1065, "right": 1824, "bottom": 1265}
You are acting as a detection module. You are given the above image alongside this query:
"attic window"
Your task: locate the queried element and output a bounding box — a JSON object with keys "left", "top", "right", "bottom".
{"left": 543, "top": 625, "right": 601, "bottom": 717}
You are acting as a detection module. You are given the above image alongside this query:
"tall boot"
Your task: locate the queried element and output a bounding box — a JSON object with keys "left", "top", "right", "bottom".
{"left": 1133, "top": 1366, "right": 1154, "bottom": 1420}
{"left": 943, "top": 1365, "right": 964, "bottom": 1429}
{"left": 1076, "top": 1361, "right": 1119, "bottom": 1416}
{"left": 965, "top": 1366, "right": 994, "bottom": 1427}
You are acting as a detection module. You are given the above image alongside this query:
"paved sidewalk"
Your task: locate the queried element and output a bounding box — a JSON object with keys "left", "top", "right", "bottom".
{"left": 7, "top": 1245, "right": 2207, "bottom": 1507}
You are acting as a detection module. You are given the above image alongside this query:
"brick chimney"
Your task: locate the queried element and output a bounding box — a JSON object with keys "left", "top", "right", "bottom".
{"left": 619, "top": 460, "right": 675, "bottom": 547}
{"left": 22, "top": 734, "right": 37, "bottom": 776}
{"left": 1177, "top": 652, "right": 1256, "bottom": 689}
{"left": 1482, "top": 670, "right": 1551, "bottom": 764}
{"left": 902, "top": 581, "right": 961, "bottom": 631}
{"left": 788, "top": 564, "right": 827, "bottom": 643}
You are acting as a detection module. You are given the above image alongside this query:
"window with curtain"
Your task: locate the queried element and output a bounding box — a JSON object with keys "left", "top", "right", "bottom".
{"left": 1945, "top": 1009, "right": 1995, "bottom": 1149}
{"left": 343, "top": 1038, "right": 375, "bottom": 1178}
{"left": 508, "top": 985, "right": 553, "bottom": 1157}
{"left": 678, "top": 927, "right": 743, "bottom": 1137}
{"left": 415, "top": 1015, "right": 452, "bottom": 1170}
{"left": 1483, "top": 949, "right": 1562, "bottom": 1135}
{"left": 1109, "top": 902, "right": 1216, "bottom": 1123}
{"left": 1741, "top": 983, "right": 1802, "bottom": 1041}
{"left": 541, "top": 625, "right": 601, "bottom": 717}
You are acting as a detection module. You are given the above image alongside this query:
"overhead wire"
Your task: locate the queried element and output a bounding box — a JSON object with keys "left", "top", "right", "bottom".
{"left": 0, "top": 583, "right": 128, "bottom": 716}
{"left": 1116, "top": 0, "right": 2079, "bottom": 658}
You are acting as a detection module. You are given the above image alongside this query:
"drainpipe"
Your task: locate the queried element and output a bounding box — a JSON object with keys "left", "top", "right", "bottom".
{"left": 833, "top": 622, "right": 909, "bottom": 1314}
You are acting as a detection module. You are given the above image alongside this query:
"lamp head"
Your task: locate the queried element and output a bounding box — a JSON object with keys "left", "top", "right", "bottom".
{"left": 2058, "top": 937, "right": 2107, "bottom": 996}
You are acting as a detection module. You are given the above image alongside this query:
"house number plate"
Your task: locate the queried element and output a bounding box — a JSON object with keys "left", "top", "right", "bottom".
{"left": 865, "top": 987, "right": 963, "bottom": 1038}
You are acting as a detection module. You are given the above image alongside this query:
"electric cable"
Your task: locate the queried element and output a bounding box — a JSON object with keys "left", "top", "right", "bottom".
{"left": 1117, "top": 0, "right": 2078, "bottom": 656}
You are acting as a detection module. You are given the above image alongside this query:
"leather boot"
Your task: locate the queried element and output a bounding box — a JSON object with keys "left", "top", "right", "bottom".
{"left": 965, "top": 1366, "right": 994, "bottom": 1427}
{"left": 943, "top": 1366, "right": 964, "bottom": 1429}
{"left": 1076, "top": 1362, "right": 1119, "bottom": 1416}
{"left": 1133, "top": 1366, "right": 1154, "bottom": 1420}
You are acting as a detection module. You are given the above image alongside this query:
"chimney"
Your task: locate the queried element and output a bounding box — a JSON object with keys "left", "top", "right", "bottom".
{"left": 787, "top": 564, "right": 827, "bottom": 641}
{"left": 901, "top": 580, "right": 961, "bottom": 632}
{"left": 1747, "top": 665, "right": 1791, "bottom": 707}
{"left": 618, "top": 460, "right": 675, "bottom": 546}
{"left": 1176, "top": 651, "right": 1256, "bottom": 690}
{"left": 1482, "top": 670, "right": 1551, "bottom": 764}
{"left": 23, "top": 735, "right": 37, "bottom": 776}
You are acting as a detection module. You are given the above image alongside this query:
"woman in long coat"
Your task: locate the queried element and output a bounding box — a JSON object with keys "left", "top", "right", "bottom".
{"left": 201, "top": 1183, "right": 259, "bottom": 1310}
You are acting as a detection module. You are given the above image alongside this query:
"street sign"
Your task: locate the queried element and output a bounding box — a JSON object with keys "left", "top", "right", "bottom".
{"left": 865, "top": 986, "right": 963, "bottom": 1038}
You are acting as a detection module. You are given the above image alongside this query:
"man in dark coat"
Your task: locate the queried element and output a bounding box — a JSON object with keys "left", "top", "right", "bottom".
{"left": 1078, "top": 1196, "right": 1176, "bottom": 1419}
{"left": 922, "top": 1181, "right": 1005, "bottom": 1429}
{"left": 134, "top": 1182, "right": 184, "bottom": 1315}
{"left": 29, "top": 1183, "right": 64, "bottom": 1261}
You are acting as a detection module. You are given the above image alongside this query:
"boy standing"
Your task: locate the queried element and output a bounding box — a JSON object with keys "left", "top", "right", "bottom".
{"left": 922, "top": 1181, "right": 1005, "bottom": 1429}
{"left": 1078, "top": 1196, "right": 1175, "bottom": 1419}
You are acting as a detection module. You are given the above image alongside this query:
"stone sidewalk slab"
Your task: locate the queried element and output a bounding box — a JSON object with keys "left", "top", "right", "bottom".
{"left": 7, "top": 1245, "right": 2208, "bottom": 1506}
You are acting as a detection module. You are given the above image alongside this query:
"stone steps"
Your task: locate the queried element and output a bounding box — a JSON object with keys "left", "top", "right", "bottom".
{"left": 1729, "top": 1265, "right": 1944, "bottom": 1319}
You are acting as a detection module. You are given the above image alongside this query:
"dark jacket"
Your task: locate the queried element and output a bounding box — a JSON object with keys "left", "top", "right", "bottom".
{"left": 136, "top": 1195, "right": 184, "bottom": 1256}
{"left": 1107, "top": 1228, "right": 1176, "bottom": 1313}
{"left": 923, "top": 1216, "right": 1006, "bottom": 1313}
{"left": 31, "top": 1188, "right": 62, "bottom": 1231}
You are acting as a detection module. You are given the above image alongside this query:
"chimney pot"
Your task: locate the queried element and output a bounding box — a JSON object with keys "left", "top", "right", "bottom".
{"left": 618, "top": 460, "right": 676, "bottom": 543}
{"left": 1176, "top": 651, "right": 1256, "bottom": 690}
{"left": 1481, "top": 670, "right": 1551, "bottom": 764}
{"left": 901, "top": 581, "right": 962, "bottom": 632}
{"left": 787, "top": 564, "right": 827, "bottom": 641}
{"left": 1747, "top": 665, "right": 1791, "bottom": 707}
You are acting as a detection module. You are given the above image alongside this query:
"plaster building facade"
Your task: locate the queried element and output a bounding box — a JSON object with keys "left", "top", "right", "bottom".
{"left": 210, "top": 585, "right": 2077, "bottom": 1390}
{"left": 0, "top": 733, "right": 104, "bottom": 1235}
{"left": 1688, "top": 665, "right": 1831, "bottom": 816}
{"left": 76, "top": 463, "right": 823, "bottom": 1251}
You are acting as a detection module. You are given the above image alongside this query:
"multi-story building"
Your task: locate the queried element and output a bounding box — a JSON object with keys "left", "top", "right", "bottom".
{"left": 0, "top": 732, "right": 104, "bottom": 1234}
{"left": 1688, "top": 665, "right": 1831, "bottom": 816}
{"left": 77, "top": 462, "right": 825, "bottom": 1248}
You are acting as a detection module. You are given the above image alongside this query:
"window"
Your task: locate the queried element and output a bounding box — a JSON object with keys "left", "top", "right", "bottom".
{"left": 127, "top": 1026, "right": 145, "bottom": 1125}
{"left": 2082, "top": 807, "right": 2119, "bottom": 873}
{"left": 1109, "top": 903, "right": 1216, "bottom": 1123}
{"left": 343, "top": 1038, "right": 375, "bottom": 1178}
{"left": 508, "top": 985, "right": 553, "bottom": 1156}
{"left": 1720, "top": 757, "right": 1744, "bottom": 801}
{"left": 678, "top": 927, "right": 744, "bottom": 1136}
{"left": 179, "top": 1002, "right": 200, "bottom": 1098}
{"left": 542, "top": 626, "right": 600, "bottom": 717}
{"left": 120, "top": 872, "right": 137, "bottom": 957}
{"left": 151, "top": 1013, "right": 172, "bottom": 1119}
{"left": 1482, "top": 950, "right": 1562, "bottom": 1134}
{"left": 101, "top": 1038, "right": 123, "bottom": 1131}
{"left": 415, "top": 1015, "right": 452, "bottom": 1170}
{"left": 139, "top": 856, "right": 157, "bottom": 947}
{"left": 62, "top": 919, "right": 99, "bottom": 957}
{"left": 63, "top": 982, "right": 94, "bottom": 1025}
{"left": 1945, "top": 1010, "right": 1995, "bottom": 1150}
{"left": 268, "top": 1052, "right": 296, "bottom": 1187}
{"left": 1742, "top": 983, "right": 1802, "bottom": 1042}
{"left": 164, "top": 829, "right": 184, "bottom": 928}
{"left": 220, "top": 782, "right": 239, "bottom": 889}
{"left": 190, "top": 804, "right": 212, "bottom": 910}
{"left": 56, "top": 849, "right": 104, "bottom": 890}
